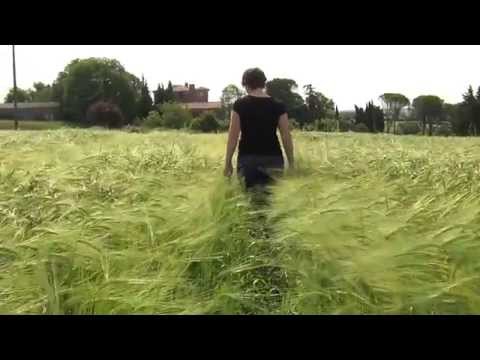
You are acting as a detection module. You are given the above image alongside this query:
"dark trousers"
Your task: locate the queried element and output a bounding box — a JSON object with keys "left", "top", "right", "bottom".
{"left": 237, "top": 155, "right": 284, "bottom": 190}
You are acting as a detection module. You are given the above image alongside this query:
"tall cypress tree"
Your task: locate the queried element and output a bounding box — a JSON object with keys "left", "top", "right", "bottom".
{"left": 461, "top": 86, "right": 477, "bottom": 135}
{"left": 154, "top": 83, "right": 165, "bottom": 105}
{"left": 474, "top": 86, "right": 480, "bottom": 135}
{"left": 165, "top": 81, "right": 176, "bottom": 103}
{"left": 137, "top": 75, "right": 153, "bottom": 118}
{"left": 335, "top": 105, "right": 340, "bottom": 132}
{"left": 356, "top": 102, "right": 384, "bottom": 133}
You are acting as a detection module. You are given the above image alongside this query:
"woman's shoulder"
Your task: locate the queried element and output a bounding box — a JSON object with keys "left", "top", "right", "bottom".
{"left": 234, "top": 95, "right": 284, "bottom": 109}
{"left": 236, "top": 95, "right": 282, "bottom": 103}
{"left": 270, "top": 98, "right": 286, "bottom": 113}
{"left": 233, "top": 96, "right": 248, "bottom": 106}
{"left": 270, "top": 97, "right": 284, "bottom": 106}
{"left": 233, "top": 96, "right": 248, "bottom": 112}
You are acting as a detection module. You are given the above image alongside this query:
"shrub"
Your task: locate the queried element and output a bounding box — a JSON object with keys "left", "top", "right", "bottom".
{"left": 132, "top": 117, "right": 144, "bottom": 127}
{"left": 338, "top": 118, "right": 353, "bottom": 132}
{"left": 86, "top": 101, "right": 125, "bottom": 129}
{"left": 316, "top": 118, "right": 338, "bottom": 132}
{"left": 434, "top": 122, "right": 453, "bottom": 137}
{"left": 159, "top": 103, "right": 192, "bottom": 129}
{"left": 289, "top": 119, "right": 300, "bottom": 130}
{"left": 306, "top": 118, "right": 350, "bottom": 132}
{"left": 397, "top": 121, "right": 421, "bottom": 135}
{"left": 213, "top": 108, "right": 226, "bottom": 122}
{"left": 143, "top": 110, "right": 163, "bottom": 129}
{"left": 217, "top": 119, "right": 229, "bottom": 132}
{"left": 124, "top": 125, "right": 143, "bottom": 133}
{"left": 190, "top": 112, "right": 220, "bottom": 133}
{"left": 353, "top": 123, "right": 370, "bottom": 133}
{"left": 303, "top": 123, "right": 315, "bottom": 132}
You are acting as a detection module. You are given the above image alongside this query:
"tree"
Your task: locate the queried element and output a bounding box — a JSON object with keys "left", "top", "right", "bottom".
{"left": 474, "top": 86, "right": 480, "bottom": 135}
{"left": 354, "top": 105, "right": 365, "bottom": 125}
{"left": 220, "top": 84, "right": 245, "bottom": 120}
{"left": 266, "top": 78, "right": 298, "bottom": 106}
{"left": 266, "top": 78, "right": 307, "bottom": 125}
{"left": 4, "top": 88, "right": 32, "bottom": 103}
{"left": 443, "top": 103, "right": 466, "bottom": 136}
{"left": 52, "top": 58, "right": 141, "bottom": 125}
{"left": 335, "top": 106, "right": 340, "bottom": 132}
{"left": 5, "top": 82, "right": 57, "bottom": 104}
{"left": 303, "top": 84, "right": 316, "bottom": 122}
{"left": 303, "top": 84, "right": 335, "bottom": 123}
{"left": 154, "top": 83, "right": 166, "bottom": 105}
{"left": 458, "top": 85, "right": 480, "bottom": 136}
{"left": 379, "top": 93, "right": 410, "bottom": 134}
{"left": 30, "top": 82, "right": 54, "bottom": 102}
{"left": 354, "top": 102, "right": 384, "bottom": 133}
{"left": 463, "top": 85, "right": 476, "bottom": 135}
{"left": 32, "top": 82, "right": 47, "bottom": 93}
{"left": 51, "top": 72, "right": 66, "bottom": 103}
{"left": 136, "top": 75, "right": 153, "bottom": 119}
{"left": 412, "top": 95, "right": 444, "bottom": 136}
{"left": 165, "top": 81, "right": 176, "bottom": 103}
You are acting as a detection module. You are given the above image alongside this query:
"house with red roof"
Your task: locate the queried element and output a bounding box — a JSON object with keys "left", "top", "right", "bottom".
{"left": 173, "top": 83, "right": 221, "bottom": 117}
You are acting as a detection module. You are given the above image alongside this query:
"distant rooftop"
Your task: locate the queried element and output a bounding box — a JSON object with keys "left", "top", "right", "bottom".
{"left": 0, "top": 102, "right": 60, "bottom": 109}
{"left": 183, "top": 102, "right": 221, "bottom": 110}
{"left": 173, "top": 84, "right": 209, "bottom": 92}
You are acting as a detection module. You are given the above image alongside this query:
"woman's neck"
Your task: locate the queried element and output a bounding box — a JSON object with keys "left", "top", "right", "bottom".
{"left": 247, "top": 88, "right": 269, "bottom": 97}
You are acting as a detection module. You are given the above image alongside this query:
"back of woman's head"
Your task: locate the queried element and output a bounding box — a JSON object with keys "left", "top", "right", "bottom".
{"left": 242, "top": 68, "right": 267, "bottom": 90}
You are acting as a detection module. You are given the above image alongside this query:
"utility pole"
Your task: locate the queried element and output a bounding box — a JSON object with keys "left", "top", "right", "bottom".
{"left": 12, "top": 45, "right": 18, "bottom": 130}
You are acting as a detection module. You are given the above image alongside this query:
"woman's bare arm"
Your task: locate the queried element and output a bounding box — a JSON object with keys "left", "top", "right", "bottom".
{"left": 224, "top": 111, "right": 241, "bottom": 176}
{"left": 278, "top": 113, "right": 294, "bottom": 168}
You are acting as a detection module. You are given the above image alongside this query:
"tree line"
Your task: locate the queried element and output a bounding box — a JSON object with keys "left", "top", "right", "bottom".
{"left": 4, "top": 58, "right": 154, "bottom": 128}
{"left": 4, "top": 56, "right": 480, "bottom": 137}
{"left": 220, "top": 80, "right": 480, "bottom": 137}
{"left": 355, "top": 90, "right": 480, "bottom": 137}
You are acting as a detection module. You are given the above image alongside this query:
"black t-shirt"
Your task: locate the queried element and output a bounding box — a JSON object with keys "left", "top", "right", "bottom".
{"left": 233, "top": 95, "right": 286, "bottom": 158}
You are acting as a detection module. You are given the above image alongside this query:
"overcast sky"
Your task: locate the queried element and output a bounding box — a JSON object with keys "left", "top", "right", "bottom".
{"left": 1, "top": 45, "right": 480, "bottom": 110}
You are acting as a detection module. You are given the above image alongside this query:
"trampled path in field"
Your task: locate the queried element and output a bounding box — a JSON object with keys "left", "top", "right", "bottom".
{"left": 1, "top": 130, "right": 480, "bottom": 314}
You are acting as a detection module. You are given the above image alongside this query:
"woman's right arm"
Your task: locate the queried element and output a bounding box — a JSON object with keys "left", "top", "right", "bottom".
{"left": 278, "top": 113, "right": 294, "bottom": 168}
{"left": 224, "top": 110, "right": 241, "bottom": 177}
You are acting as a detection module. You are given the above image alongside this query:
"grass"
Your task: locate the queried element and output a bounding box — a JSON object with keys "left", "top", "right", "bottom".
{"left": 0, "top": 120, "right": 66, "bottom": 131}
{"left": 1, "top": 129, "right": 480, "bottom": 314}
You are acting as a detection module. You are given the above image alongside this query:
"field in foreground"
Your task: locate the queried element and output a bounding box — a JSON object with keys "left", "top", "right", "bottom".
{"left": 1, "top": 129, "right": 480, "bottom": 314}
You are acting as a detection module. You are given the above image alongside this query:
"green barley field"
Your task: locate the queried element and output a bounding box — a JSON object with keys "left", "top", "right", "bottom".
{"left": 1, "top": 129, "right": 480, "bottom": 314}
{"left": 0, "top": 120, "right": 66, "bottom": 131}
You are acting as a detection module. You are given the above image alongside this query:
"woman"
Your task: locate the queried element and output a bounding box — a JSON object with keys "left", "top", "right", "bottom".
{"left": 224, "top": 68, "right": 294, "bottom": 189}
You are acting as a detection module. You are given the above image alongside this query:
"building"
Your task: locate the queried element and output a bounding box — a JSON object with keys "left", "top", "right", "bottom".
{"left": 173, "top": 83, "right": 221, "bottom": 116}
{"left": 0, "top": 102, "right": 61, "bottom": 121}
{"left": 173, "top": 83, "right": 210, "bottom": 103}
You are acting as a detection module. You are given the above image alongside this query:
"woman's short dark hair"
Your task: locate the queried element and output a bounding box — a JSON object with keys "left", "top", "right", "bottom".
{"left": 242, "top": 68, "right": 267, "bottom": 90}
